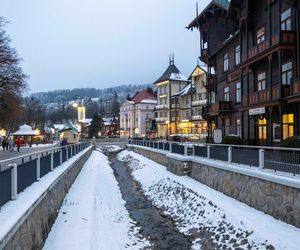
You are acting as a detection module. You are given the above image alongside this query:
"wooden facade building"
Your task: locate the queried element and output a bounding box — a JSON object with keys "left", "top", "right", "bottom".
{"left": 188, "top": 0, "right": 300, "bottom": 145}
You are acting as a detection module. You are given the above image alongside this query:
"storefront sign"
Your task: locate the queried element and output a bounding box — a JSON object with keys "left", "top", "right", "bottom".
{"left": 213, "top": 129, "right": 222, "bottom": 144}
{"left": 249, "top": 107, "right": 265, "bottom": 116}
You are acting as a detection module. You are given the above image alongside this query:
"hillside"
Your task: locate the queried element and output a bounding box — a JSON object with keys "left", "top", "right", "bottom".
{"left": 31, "top": 84, "right": 153, "bottom": 104}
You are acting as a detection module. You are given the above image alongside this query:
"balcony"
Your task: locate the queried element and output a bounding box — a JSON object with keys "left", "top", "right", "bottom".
{"left": 155, "top": 104, "right": 168, "bottom": 110}
{"left": 200, "top": 48, "right": 209, "bottom": 60}
{"left": 242, "top": 31, "right": 295, "bottom": 63}
{"left": 205, "top": 77, "right": 216, "bottom": 90}
{"left": 156, "top": 117, "right": 168, "bottom": 123}
{"left": 242, "top": 86, "right": 291, "bottom": 106}
{"left": 210, "top": 101, "right": 231, "bottom": 114}
{"left": 191, "top": 99, "right": 207, "bottom": 107}
{"left": 192, "top": 115, "right": 203, "bottom": 121}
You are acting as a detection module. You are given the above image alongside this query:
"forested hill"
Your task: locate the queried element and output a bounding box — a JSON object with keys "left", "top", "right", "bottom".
{"left": 31, "top": 84, "right": 153, "bottom": 104}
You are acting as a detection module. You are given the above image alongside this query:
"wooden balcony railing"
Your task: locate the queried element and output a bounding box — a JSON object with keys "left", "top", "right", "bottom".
{"left": 242, "top": 31, "right": 295, "bottom": 62}
{"left": 205, "top": 76, "right": 216, "bottom": 89}
{"left": 210, "top": 101, "right": 231, "bottom": 114}
{"left": 293, "top": 79, "right": 300, "bottom": 95}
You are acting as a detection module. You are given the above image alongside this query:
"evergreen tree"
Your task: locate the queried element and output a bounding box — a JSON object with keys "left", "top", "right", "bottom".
{"left": 88, "top": 113, "right": 103, "bottom": 138}
{"left": 111, "top": 92, "right": 120, "bottom": 117}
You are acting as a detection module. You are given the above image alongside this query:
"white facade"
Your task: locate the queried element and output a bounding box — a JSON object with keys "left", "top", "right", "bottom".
{"left": 120, "top": 99, "right": 156, "bottom": 138}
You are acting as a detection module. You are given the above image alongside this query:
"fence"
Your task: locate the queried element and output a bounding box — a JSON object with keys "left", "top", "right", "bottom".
{"left": 129, "top": 139, "right": 300, "bottom": 176}
{"left": 0, "top": 141, "right": 91, "bottom": 208}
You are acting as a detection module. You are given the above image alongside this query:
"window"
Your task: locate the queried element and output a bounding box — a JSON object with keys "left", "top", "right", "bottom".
{"left": 235, "top": 82, "right": 241, "bottom": 103}
{"left": 282, "top": 61, "right": 293, "bottom": 85}
{"left": 258, "top": 118, "right": 267, "bottom": 140}
{"left": 185, "top": 110, "right": 190, "bottom": 119}
{"left": 235, "top": 45, "right": 240, "bottom": 65}
{"left": 186, "top": 98, "right": 189, "bottom": 105}
{"left": 223, "top": 52, "right": 229, "bottom": 72}
{"left": 256, "top": 27, "right": 265, "bottom": 44}
{"left": 210, "top": 91, "right": 216, "bottom": 103}
{"left": 198, "top": 92, "right": 205, "bottom": 100}
{"left": 282, "top": 114, "right": 294, "bottom": 140}
{"left": 281, "top": 8, "right": 292, "bottom": 31}
{"left": 237, "top": 119, "right": 241, "bottom": 137}
{"left": 224, "top": 86, "right": 230, "bottom": 101}
{"left": 257, "top": 72, "right": 266, "bottom": 91}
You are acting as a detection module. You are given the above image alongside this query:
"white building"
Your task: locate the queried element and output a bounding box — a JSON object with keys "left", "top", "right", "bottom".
{"left": 120, "top": 89, "right": 156, "bottom": 138}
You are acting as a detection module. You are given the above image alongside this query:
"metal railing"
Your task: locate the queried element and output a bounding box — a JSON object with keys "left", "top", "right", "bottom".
{"left": 129, "top": 139, "right": 300, "bottom": 176}
{"left": 0, "top": 141, "right": 91, "bottom": 208}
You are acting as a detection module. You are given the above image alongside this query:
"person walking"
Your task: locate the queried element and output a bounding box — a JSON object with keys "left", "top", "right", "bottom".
{"left": 2, "top": 136, "right": 6, "bottom": 151}
{"left": 8, "top": 138, "right": 14, "bottom": 152}
{"left": 16, "top": 137, "right": 22, "bottom": 152}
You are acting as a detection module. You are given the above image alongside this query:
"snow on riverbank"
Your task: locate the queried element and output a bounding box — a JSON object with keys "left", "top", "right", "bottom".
{"left": 43, "top": 150, "right": 149, "bottom": 250}
{"left": 118, "top": 150, "right": 300, "bottom": 250}
{"left": 99, "top": 145, "right": 123, "bottom": 152}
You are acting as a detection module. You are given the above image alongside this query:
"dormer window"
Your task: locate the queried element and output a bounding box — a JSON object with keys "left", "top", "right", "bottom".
{"left": 256, "top": 27, "right": 265, "bottom": 44}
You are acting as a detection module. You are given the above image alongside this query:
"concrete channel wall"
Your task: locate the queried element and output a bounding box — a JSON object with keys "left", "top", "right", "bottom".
{"left": 128, "top": 145, "right": 300, "bottom": 228}
{"left": 1, "top": 147, "right": 93, "bottom": 250}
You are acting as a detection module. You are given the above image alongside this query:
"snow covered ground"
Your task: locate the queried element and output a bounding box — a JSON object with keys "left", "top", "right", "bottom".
{"left": 118, "top": 150, "right": 300, "bottom": 250}
{"left": 43, "top": 150, "right": 150, "bottom": 250}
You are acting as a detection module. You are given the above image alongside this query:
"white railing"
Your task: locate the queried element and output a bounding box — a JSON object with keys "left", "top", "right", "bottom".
{"left": 155, "top": 104, "right": 168, "bottom": 110}
{"left": 156, "top": 117, "right": 168, "bottom": 122}
{"left": 191, "top": 99, "right": 207, "bottom": 106}
{"left": 192, "top": 115, "right": 203, "bottom": 121}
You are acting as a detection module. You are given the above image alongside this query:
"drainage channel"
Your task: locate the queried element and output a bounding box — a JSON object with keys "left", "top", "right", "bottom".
{"left": 107, "top": 151, "right": 191, "bottom": 250}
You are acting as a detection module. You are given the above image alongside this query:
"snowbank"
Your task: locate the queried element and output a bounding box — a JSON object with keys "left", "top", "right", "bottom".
{"left": 43, "top": 151, "right": 149, "bottom": 250}
{"left": 118, "top": 150, "right": 300, "bottom": 249}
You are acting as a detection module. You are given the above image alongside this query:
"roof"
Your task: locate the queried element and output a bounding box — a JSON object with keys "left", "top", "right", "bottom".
{"left": 53, "top": 124, "right": 65, "bottom": 130}
{"left": 130, "top": 89, "right": 156, "bottom": 104}
{"left": 188, "top": 65, "right": 207, "bottom": 80}
{"left": 172, "top": 83, "right": 195, "bottom": 97}
{"left": 187, "top": 0, "right": 230, "bottom": 29}
{"left": 13, "top": 124, "right": 36, "bottom": 136}
{"left": 154, "top": 63, "right": 188, "bottom": 84}
{"left": 58, "top": 123, "right": 78, "bottom": 134}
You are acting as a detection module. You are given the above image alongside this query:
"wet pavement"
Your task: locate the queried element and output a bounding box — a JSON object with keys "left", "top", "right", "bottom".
{"left": 106, "top": 150, "right": 192, "bottom": 250}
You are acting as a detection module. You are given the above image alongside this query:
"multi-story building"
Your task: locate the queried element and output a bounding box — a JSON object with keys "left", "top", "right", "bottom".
{"left": 188, "top": 0, "right": 300, "bottom": 145}
{"left": 119, "top": 89, "right": 156, "bottom": 138}
{"left": 154, "top": 59, "right": 189, "bottom": 138}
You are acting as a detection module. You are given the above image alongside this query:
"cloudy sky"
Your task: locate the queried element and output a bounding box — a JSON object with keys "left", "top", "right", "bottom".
{"left": 0, "top": 0, "right": 210, "bottom": 92}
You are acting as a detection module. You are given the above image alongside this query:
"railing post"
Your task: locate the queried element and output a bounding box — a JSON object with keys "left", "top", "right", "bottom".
{"left": 51, "top": 150, "right": 54, "bottom": 171}
{"left": 163, "top": 142, "right": 165, "bottom": 151}
{"left": 184, "top": 144, "right": 188, "bottom": 156}
{"left": 11, "top": 163, "right": 18, "bottom": 200}
{"left": 259, "top": 149, "right": 264, "bottom": 169}
{"left": 169, "top": 142, "right": 172, "bottom": 153}
{"left": 192, "top": 145, "right": 195, "bottom": 156}
{"left": 60, "top": 149, "right": 62, "bottom": 165}
{"left": 37, "top": 154, "right": 41, "bottom": 181}
{"left": 228, "top": 147, "right": 232, "bottom": 163}
{"left": 66, "top": 147, "right": 69, "bottom": 160}
{"left": 207, "top": 145, "right": 210, "bottom": 159}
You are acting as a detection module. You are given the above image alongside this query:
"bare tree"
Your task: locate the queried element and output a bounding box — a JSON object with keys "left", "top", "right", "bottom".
{"left": 0, "top": 17, "right": 28, "bottom": 130}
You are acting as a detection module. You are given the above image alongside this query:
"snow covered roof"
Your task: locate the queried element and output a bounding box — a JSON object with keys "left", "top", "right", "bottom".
{"left": 13, "top": 124, "right": 36, "bottom": 136}
{"left": 130, "top": 89, "right": 156, "bottom": 104}
{"left": 154, "top": 63, "right": 188, "bottom": 84}
{"left": 81, "top": 118, "right": 92, "bottom": 124}
{"left": 58, "top": 123, "right": 79, "bottom": 134}
{"left": 172, "top": 83, "right": 195, "bottom": 97}
{"left": 53, "top": 124, "right": 65, "bottom": 130}
{"left": 140, "top": 99, "right": 157, "bottom": 104}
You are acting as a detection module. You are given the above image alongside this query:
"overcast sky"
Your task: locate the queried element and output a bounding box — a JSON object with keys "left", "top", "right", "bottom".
{"left": 0, "top": 0, "right": 210, "bottom": 93}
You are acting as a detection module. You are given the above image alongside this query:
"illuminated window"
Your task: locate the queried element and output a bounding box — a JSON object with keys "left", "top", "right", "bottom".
{"left": 258, "top": 118, "right": 267, "bottom": 140}
{"left": 282, "top": 114, "right": 294, "bottom": 140}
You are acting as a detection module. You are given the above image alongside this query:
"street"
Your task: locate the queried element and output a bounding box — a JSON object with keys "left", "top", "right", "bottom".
{"left": 0, "top": 144, "right": 58, "bottom": 170}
